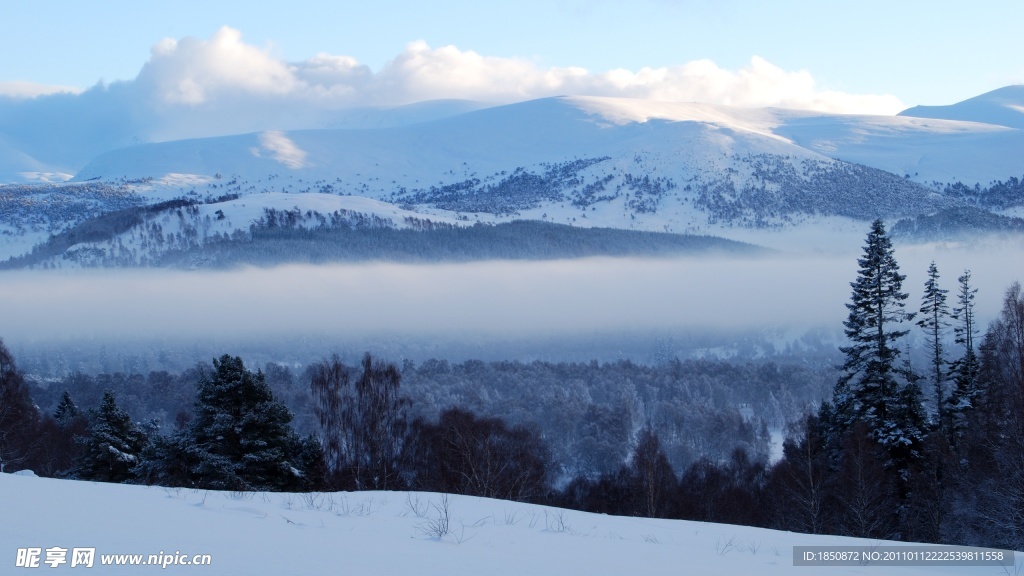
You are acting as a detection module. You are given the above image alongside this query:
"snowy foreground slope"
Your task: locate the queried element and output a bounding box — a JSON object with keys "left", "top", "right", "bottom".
{"left": 1, "top": 474, "right": 1015, "bottom": 575}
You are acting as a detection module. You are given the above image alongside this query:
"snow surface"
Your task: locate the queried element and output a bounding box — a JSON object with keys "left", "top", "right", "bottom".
{"left": 566, "top": 96, "right": 789, "bottom": 141}
{"left": 772, "top": 111, "right": 1020, "bottom": 185}
{"left": 1, "top": 473, "right": 1015, "bottom": 575}
{"left": 4, "top": 90, "right": 1024, "bottom": 263}
{"left": 900, "top": 85, "right": 1024, "bottom": 130}
{"left": 69, "top": 94, "right": 1023, "bottom": 188}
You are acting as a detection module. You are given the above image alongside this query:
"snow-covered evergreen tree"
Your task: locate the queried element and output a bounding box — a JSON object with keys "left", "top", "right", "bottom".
{"left": 187, "top": 355, "right": 306, "bottom": 491}
{"left": 77, "top": 390, "right": 147, "bottom": 483}
{"left": 916, "top": 261, "right": 949, "bottom": 431}
{"left": 54, "top": 390, "right": 80, "bottom": 427}
{"left": 833, "top": 221, "right": 913, "bottom": 436}
{"left": 947, "top": 270, "right": 980, "bottom": 441}
{"left": 832, "top": 220, "right": 924, "bottom": 467}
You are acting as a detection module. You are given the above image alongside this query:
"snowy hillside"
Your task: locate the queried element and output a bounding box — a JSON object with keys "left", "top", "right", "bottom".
{"left": 0, "top": 139, "right": 43, "bottom": 181}
{"left": 774, "top": 110, "right": 1021, "bottom": 186}
{"left": 1, "top": 473, "right": 1015, "bottom": 575}
{"left": 67, "top": 97, "right": 954, "bottom": 231}
{"left": 3, "top": 89, "right": 1024, "bottom": 266}
{"left": 0, "top": 191, "right": 478, "bottom": 268}
{"left": 900, "top": 85, "right": 1024, "bottom": 130}
{"left": 73, "top": 93, "right": 1024, "bottom": 191}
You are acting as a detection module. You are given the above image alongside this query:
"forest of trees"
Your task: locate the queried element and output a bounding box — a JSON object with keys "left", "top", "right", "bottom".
{"left": 692, "top": 156, "right": 947, "bottom": 226}
{"left": 6, "top": 206, "right": 759, "bottom": 269}
{"left": 2, "top": 219, "right": 1023, "bottom": 549}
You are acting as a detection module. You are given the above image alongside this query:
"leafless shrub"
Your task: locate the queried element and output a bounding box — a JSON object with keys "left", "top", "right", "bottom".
{"left": 301, "top": 492, "right": 325, "bottom": 510}
{"left": 405, "top": 493, "right": 429, "bottom": 517}
{"left": 716, "top": 535, "right": 739, "bottom": 556}
{"left": 503, "top": 509, "right": 524, "bottom": 526}
{"left": 544, "top": 509, "right": 572, "bottom": 534}
{"left": 417, "top": 494, "right": 452, "bottom": 540}
{"left": 279, "top": 493, "right": 296, "bottom": 510}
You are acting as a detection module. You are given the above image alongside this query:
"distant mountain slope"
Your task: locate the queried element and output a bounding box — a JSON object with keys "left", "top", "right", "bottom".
{"left": 0, "top": 190, "right": 761, "bottom": 270}
{"left": 0, "top": 136, "right": 63, "bottom": 183}
{"left": 0, "top": 97, "right": 495, "bottom": 183}
{"left": 4, "top": 90, "right": 1024, "bottom": 265}
{"left": 773, "top": 110, "right": 1020, "bottom": 186}
{"left": 320, "top": 98, "right": 495, "bottom": 129}
{"left": 71, "top": 97, "right": 954, "bottom": 231}
{"left": 74, "top": 93, "right": 1023, "bottom": 190}
{"left": 899, "top": 85, "right": 1024, "bottom": 129}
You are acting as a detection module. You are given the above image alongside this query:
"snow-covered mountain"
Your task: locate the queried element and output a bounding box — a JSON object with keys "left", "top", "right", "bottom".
{"left": 0, "top": 98, "right": 494, "bottom": 184}
{"left": 71, "top": 92, "right": 1023, "bottom": 189}
{"left": 2, "top": 88, "right": 1023, "bottom": 267}
{"left": 900, "top": 85, "right": 1024, "bottom": 130}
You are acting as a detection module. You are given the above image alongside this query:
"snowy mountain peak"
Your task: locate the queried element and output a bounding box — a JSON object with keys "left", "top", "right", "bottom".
{"left": 899, "top": 84, "right": 1024, "bottom": 129}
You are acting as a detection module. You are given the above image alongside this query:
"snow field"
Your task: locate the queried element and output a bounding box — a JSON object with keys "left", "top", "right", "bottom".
{"left": 1, "top": 473, "right": 1016, "bottom": 575}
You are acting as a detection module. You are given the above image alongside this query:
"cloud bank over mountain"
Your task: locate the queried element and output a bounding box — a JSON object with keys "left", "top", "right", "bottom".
{"left": 135, "top": 27, "right": 905, "bottom": 115}
{"left": 0, "top": 27, "right": 905, "bottom": 174}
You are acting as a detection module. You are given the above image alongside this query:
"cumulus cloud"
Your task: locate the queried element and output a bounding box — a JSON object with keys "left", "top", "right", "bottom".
{"left": 137, "top": 27, "right": 297, "bottom": 105}
{"left": 135, "top": 27, "right": 903, "bottom": 115}
{"left": 0, "top": 27, "right": 906, "bottom": 171}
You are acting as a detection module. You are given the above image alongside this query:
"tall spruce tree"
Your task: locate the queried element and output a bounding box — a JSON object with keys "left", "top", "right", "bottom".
{"left": 917, "top": 262, "right": 950, "bottom": 432}
{"left": 832, "top": 220, "right": 921, "bottom": 458}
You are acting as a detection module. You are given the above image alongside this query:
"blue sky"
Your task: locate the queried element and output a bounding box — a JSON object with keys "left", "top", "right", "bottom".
{"left": 1, "top": 0, "right": 1022, "bottom": 110}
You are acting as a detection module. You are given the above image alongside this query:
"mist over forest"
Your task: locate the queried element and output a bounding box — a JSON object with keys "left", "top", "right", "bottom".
{"left": 1, "top": 236, "right": 1021, "bottom": 372}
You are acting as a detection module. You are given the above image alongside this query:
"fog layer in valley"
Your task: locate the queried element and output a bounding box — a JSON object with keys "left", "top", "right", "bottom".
{"left": 1, "top": 239, "right": 1021, "bottom": 351}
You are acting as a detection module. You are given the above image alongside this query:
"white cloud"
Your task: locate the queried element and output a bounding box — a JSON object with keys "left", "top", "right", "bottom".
{"left": 0, "top": 81, "right": 82, "bottom": 99}
{"left": 0, "top": 28, "right": 908, "bottom": 168}
{"left": 137, "top": 27, "right": 297, "bottom": 105}
{"left": 132, "top": 27, "right": 904, "bottom": 116}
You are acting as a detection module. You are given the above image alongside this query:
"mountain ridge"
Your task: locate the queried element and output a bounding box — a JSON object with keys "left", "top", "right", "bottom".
{"left": 899, "top": 85, "right": 1024, "bottom": 129}
{"left": 2, "top": 88, "right": 1023, "bottom": 266}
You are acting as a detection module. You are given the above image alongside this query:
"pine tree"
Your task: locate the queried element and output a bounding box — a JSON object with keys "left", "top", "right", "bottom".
{"left": 833, "top": 219, "right": 915, "bottom": 452}
{"left": 77, "top": 390, "right": 148, "bottom": 483}
{"left": 887, "top": 357, "right": 928, "bottom": 468}
{"left": 54, "top": 390, "right": 80, "bottom": 427}
{"left": 916, "top": 262, "right": 949, "bottom": 433}
{"left": 47, "top": 390, "right": 88, "bottom": 476}
{"left": 187, "top": 355, "right": 306, "bottom": 491}
{"left": 947, "top": 270, "right": 980, "bottom": 441}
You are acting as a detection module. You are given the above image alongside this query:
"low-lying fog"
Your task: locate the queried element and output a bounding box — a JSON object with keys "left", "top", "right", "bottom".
{"left": 2, "top": 239, "right": 1021, "bottom": 354}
